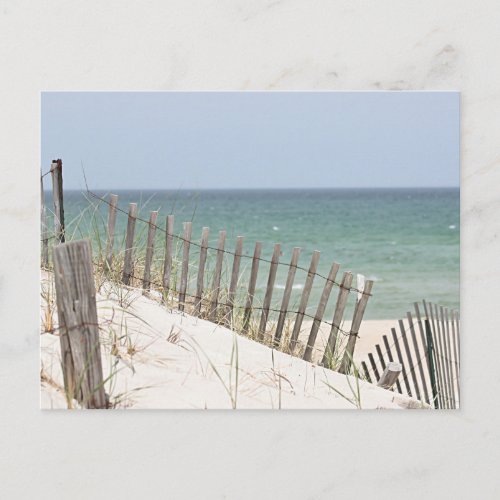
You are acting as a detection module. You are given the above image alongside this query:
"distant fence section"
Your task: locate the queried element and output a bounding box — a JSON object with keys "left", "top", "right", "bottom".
{"left": 360, "top": 301, "right": 460, "bottom": 409}
{"left": 40, "top": 162, "right": 374, "bottom": 377}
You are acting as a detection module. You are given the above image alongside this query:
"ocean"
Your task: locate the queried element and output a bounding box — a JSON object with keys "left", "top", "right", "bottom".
{"left": 50, "top": 188, "right": 460, "bottom": 320}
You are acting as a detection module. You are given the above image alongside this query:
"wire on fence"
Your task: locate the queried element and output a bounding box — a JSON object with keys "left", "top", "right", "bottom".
{"left": 104, "top": 266, "right": 357, "bottom": 340}
{"left": 84, "top": 189, "right": 372, "bottom": 297}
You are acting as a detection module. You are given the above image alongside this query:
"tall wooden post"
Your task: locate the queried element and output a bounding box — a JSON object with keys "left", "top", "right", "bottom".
{"left": 50, "top": 159, "right": 65, "bottom": 243}
{"left": 53, "top": 240, "right": 106, "bottom": 409}
{"left": 41, "top": 174, "right": 49, "bottom": 267}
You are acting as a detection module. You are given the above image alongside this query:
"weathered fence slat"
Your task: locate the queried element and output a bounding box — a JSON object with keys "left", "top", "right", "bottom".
{"left": 391, "top": 327, "right": 412, "bottom": 396}
{"left": 321, "top": 271, "right": 353, "bottom": 367}
{"left": 142, "top": 211, "right": 158, "bottom": 291}
{"left": 257, "top": 243, "right": 281, "bottom": 341}
{"left": 429, "top": 304, "right": 451, "bottom": 408}
{"left": 339, "top": 279, "right": 374, "bottom": 374}
{"left": 50, "top": 159, "right": 65, "bottom": 243}
{"left": 53, "top": 240, "right": 106, "bottom": 409}
{"left": 178, "top": 222, "right": 192, "bottom": 312}
{"left": 194, "top": 227, "right": 209, "bottom": 316}
{"left": 303, "top": 262, "right": 340, "bottom": 362}
{"left": 407, "top": 311, "right": 430, "bottom": 404}
{"left": 448, "top": 308, "right": 460, "bottom": 407}
{"left": 104, "top": 194, "right": 119, "bottom": 272}
{"left": 442, "top": 307, "right": 456, "bottom": 408}
{"left": 242, "top": 241, "right": 262, "bottom": 334}
{"left": 425, "top": 319, "right": 439, "bottom": 408}
{"left": 382, "top": 335, "right": 403, "bottom": 394}
{"left": 225, "top": 236, "right": 244, "bottom": 326}
{"left": 375, "top": 344, "right": 386, "bottom": 371}
{"left": 162, "top": 215, "right": 174, "bottom": 295}
{"left": 361, "top": 361, "right": 373, "bottom": 383}
{"left": 41, "top": 175, "right": 49, "bottom": 268}
{"left": 398, "top": 318, "right": 422, "bottom": 401}
{"left": 377, "top": 362, "right": 402, "bottom": 390}
{"left": 274, "top": 247, "right": 301, "bottom": 346}
{"left": 209, "top": 230, "right": 227, "bottom": 321}
{"left": 413, "top": 302, "right": 432, "bottom": 395}
{"left": 122, "top": 203, "right": 137, "bottom": 285}
{"left": 368, "top": 352, "right": 381, "bottom": 381}
{"left": 450, "top": 309, "right": 460, "bottom": 398}
{"left": 288, "top": 250, "right": 320, "bottom": 352}
{"left": 424, "top": 300, "right": 446, "bottom": 408}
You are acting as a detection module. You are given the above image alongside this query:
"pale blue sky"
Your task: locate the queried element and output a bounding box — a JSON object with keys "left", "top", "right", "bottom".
{"left": 41, "top": 91, "right": 459, "bottom": 190}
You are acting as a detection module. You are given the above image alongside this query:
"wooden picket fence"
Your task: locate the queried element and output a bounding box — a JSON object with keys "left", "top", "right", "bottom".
{"left": 360, "top": 301, "right": 460, "bottom": 409}
{"left": 41, "top": 160, "right": 376, "bottom": 376}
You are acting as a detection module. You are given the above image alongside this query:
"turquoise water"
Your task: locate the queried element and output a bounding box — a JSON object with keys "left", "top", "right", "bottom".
{"left": 50, "top": 188, "right": 459, "bottom": 320}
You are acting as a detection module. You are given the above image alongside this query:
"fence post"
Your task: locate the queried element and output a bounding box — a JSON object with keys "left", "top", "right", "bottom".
{"left": 41, "top": 175, "right": 49, "bottom": 268}
{"left": 425, "top": 319, "right": 439, "bottom": 409}
{"left": 104, "top": 194, "right": 119, "bottom": 272}
{"left": 242, "top": 241, "right": 262, "bottom": 334}
{"left": 338, "top": 279, "right": 373, "bottom": 374}
{"left": 382, "top": 335, "right": 403, "bottom": 394}
{"left": 50, "top": 159, "right": 65, "bottom": 243}
{"left": 391, "top": 326, "right": 412, "bottom": 396}
{"left": 288, "top": 250, "right": 320, "bottom": 353}
{"left": 321, "top": 271, "right": 353, "bottom": 367}
{"left": 257, "top": 243, "right": 281, "bottom": 341}
{"left": 303, "top": 261, "right": 340, "bottom": 362}
{"left": 163, "top": 215, "right": 175, "bottom": 297}
{"left": 209, "top": 230, "right": 226, "bottom": 322}
{"left": 53, "top": 240, "right": 106, "bottom": 409}
{"left": 194, "top": 227, "right": 209, "bottom": 316}
{"left": 274, "top": 247, "right": 301, "bottom": 346}
{"left": 225, "top": 236, "right": 244, "bottom": 326}
{"left": 122, "top": 203, "right": 137, "bottom": 285}
{"left": 142, "top": 210, "right": 158, "bottom": 291}
{"left": 178, "top": 222, "right": 192, "bottom": 311}
{"left": 377, "top": 362, "right": 402, "bottom": 390}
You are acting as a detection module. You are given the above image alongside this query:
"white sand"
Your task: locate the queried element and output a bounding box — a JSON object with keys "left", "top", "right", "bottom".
{"left": 40, "top": 274, "right": 426, "bottom": 410}
{"left": 299, "top": 319, "right": 399, "bottom": 364}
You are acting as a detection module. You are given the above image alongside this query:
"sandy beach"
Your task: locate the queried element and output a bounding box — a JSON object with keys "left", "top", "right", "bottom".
{"left": 299, "top": 319, "right": 399, "bottom": 365}
{"left": 40, "top": 272, "right": 425, "bottom": 410}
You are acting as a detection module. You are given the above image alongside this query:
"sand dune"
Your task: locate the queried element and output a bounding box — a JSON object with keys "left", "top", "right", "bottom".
{"left": 40, "top": 274, "right": 426, "bottom": 410}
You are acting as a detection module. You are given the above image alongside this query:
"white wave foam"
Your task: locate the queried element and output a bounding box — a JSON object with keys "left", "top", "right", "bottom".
{"left": 274, "top": 284, "right": 303, "bottom": 290}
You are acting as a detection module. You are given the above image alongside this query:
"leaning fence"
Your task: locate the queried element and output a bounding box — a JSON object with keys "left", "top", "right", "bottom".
{"left": 360, "top": 301, "right": 460, "bottom": 409}
{"left": 41, "top": 159, "right": 375, "bottom": 375}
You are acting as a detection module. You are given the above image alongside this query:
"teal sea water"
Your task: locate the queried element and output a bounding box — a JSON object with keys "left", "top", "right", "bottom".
{"left": 53, "top": 188, "right": 459, "bottom": 320}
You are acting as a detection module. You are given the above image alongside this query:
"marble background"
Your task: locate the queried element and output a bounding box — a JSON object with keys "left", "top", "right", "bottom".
{"left": 1, "top": 1, "right": 499, "bottom": 498}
